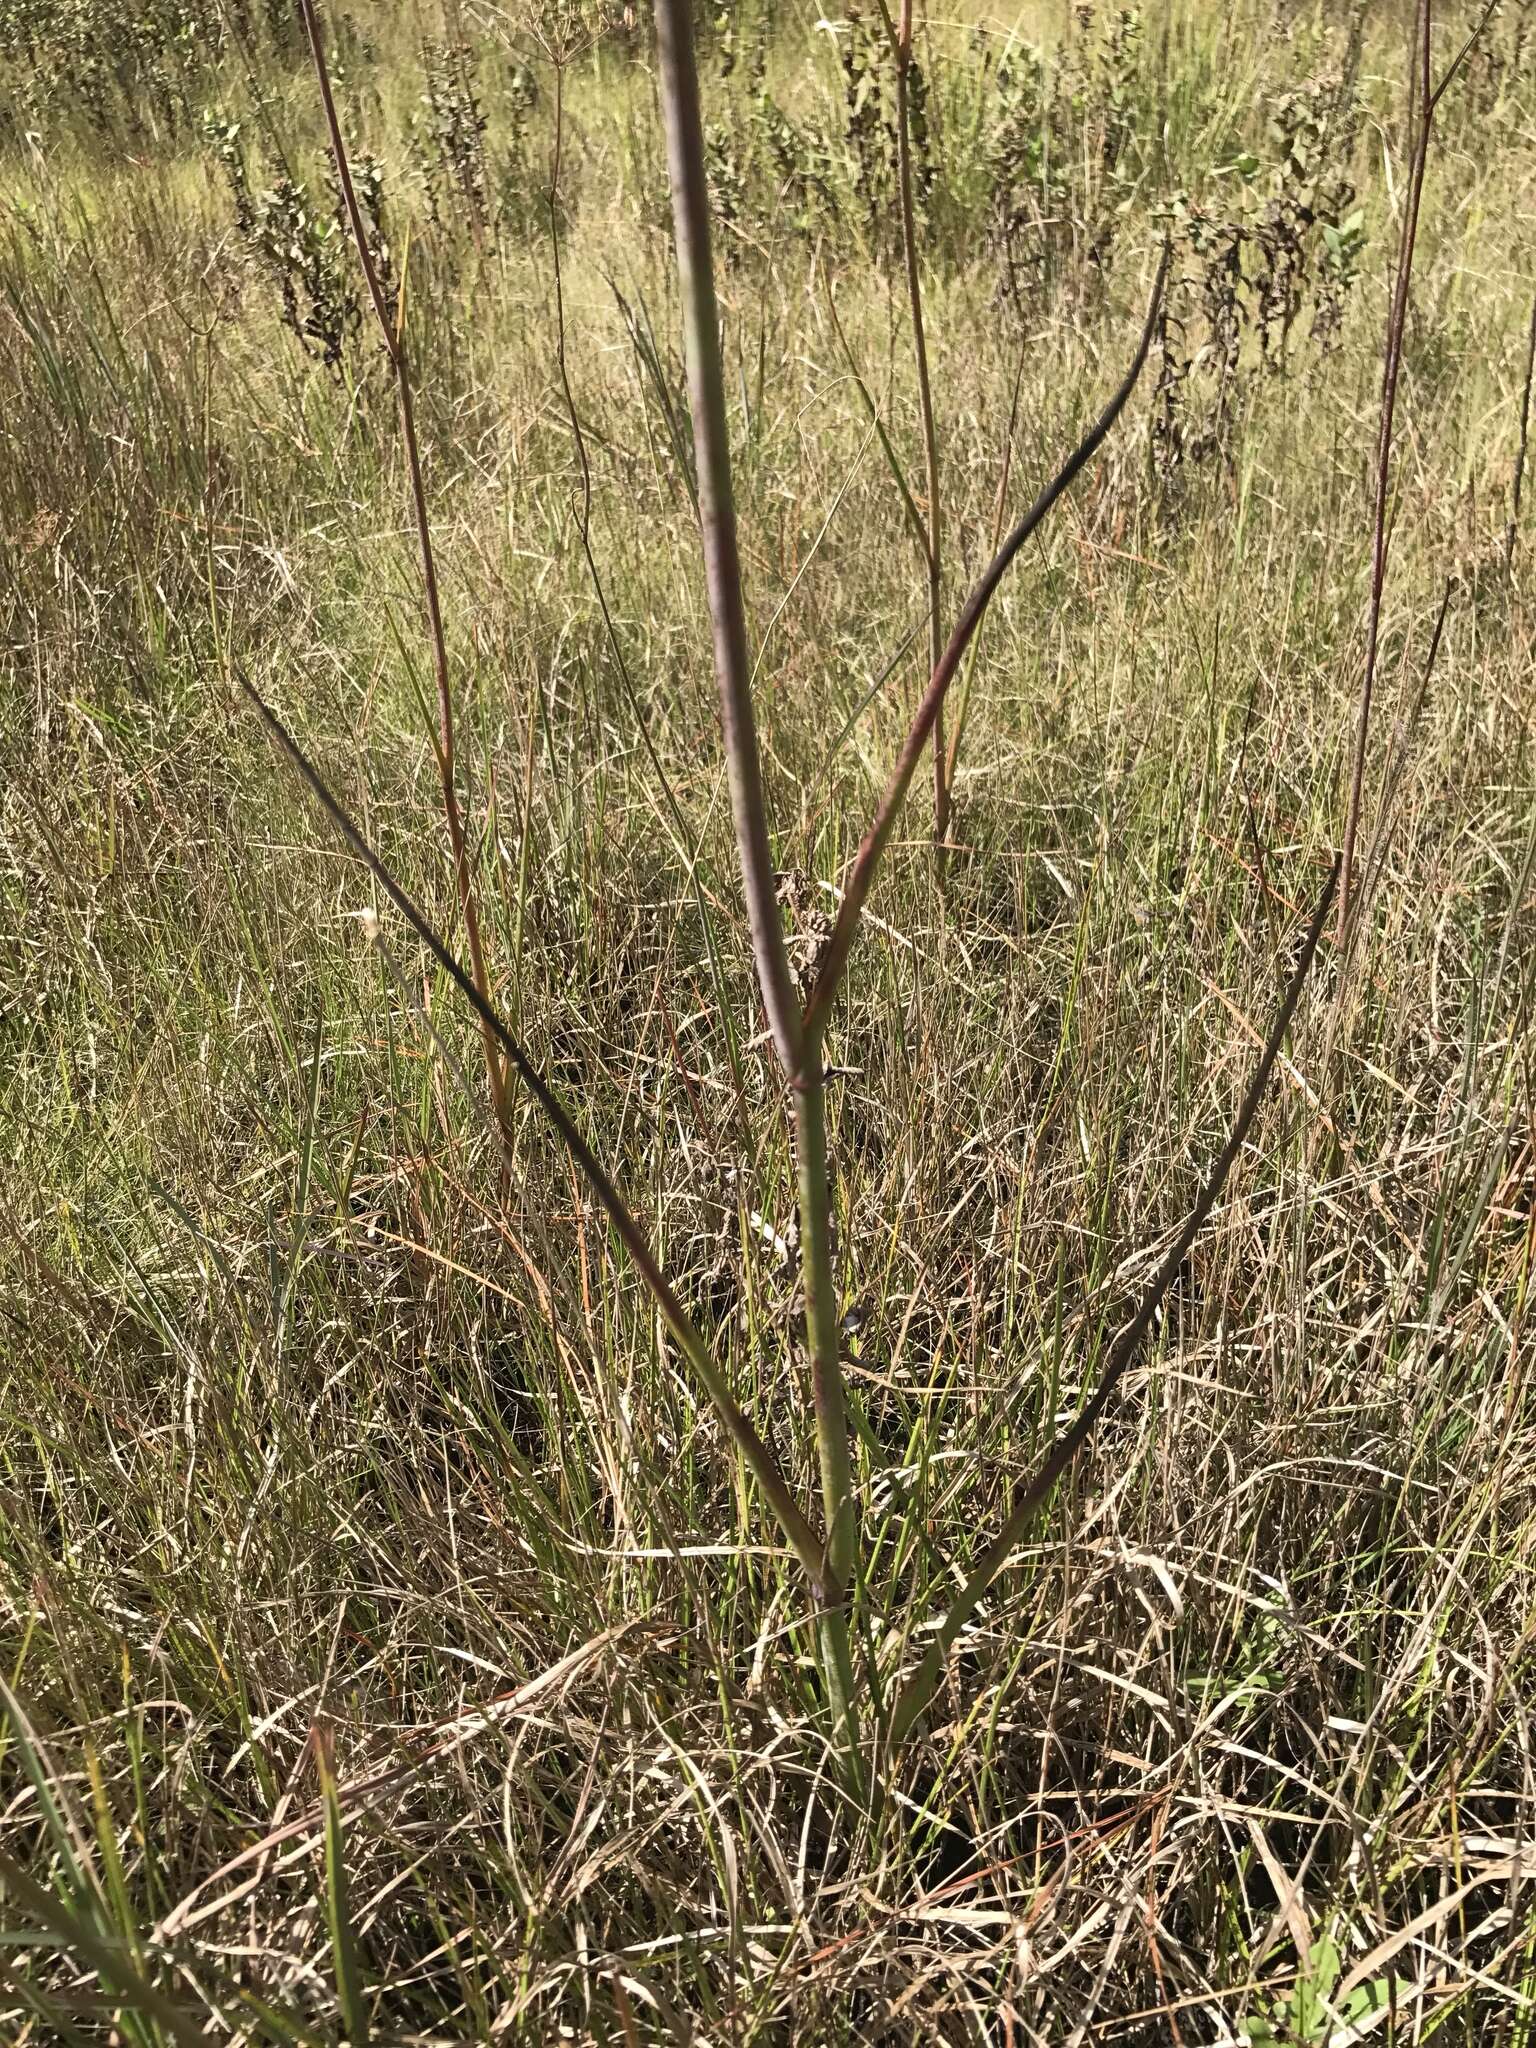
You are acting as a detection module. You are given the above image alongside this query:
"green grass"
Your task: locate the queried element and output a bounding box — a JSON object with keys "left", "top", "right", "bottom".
{"left": 3, "top": 0, "right": 1536, "bottom": 2038}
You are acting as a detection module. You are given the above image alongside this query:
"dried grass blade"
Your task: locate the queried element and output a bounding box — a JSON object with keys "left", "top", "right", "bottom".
{"left": 889, "top": 856, "right": 1338, "bottom": 1742}
{"left": 240, "top": 679, "right": 828, "bottom": 1592}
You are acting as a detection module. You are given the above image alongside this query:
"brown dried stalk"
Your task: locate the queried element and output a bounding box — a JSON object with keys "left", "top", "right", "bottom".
{"left": 1506, "top": 286, "right": 1536, "bottom": 580}
{"left": 883, "top": 0, "right": 947, "bottom": 850}
{"left": 1337, "top": 0, "right": 1498, "bottom": 947}
{"left": 298, "top": 0, "right": 510, "bottom": 1139}
{"left": 801, "top": 249, "right": 1169, "bottom": 1059}
{"left": 888, "top": 856, "right": 1339, "bottom": 1743}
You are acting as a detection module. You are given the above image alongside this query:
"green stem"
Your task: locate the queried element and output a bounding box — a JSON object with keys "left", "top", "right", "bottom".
{"left": 793, "top": 1050, "right": 861, "bottom": 1766}
{"left": 651, "top": 0, "right": 804, "bottom": 1081}
{"left": 651, "top": 0, "right": 861, "bottom": 1773}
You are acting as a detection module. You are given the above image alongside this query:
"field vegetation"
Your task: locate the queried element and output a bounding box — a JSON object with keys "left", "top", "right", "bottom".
{"left": 2, "top": 0, "right": 1536, "bottom": 2038}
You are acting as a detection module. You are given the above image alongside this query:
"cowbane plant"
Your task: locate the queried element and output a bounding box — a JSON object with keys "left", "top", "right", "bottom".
{"left": 250, "top": 0, "right": 1339, "bottom": 1801}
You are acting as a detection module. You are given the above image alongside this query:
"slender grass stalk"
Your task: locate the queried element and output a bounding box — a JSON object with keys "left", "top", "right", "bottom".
{"left": 1506, "top": 286, "right": 1536, "bottom": 580}
{"left": 825, "top": 283, "right": 929, "bottom": 562}
{"left": 790, "top": 1068, "right": 861, "bottom": 1764}
{"left": 651, "top": 0, "right": 862, "bottom": 1765}
{"left": 1335, "top": 0, "right": 1430, "bottom": 952}
{"left": 1358, "top": 577, "right": 1453, "bottom": 916}
{"left": 881, "top": 0, "right": 946, "bottom": 850}
{"left": 240, "top": 680, "right": 831, "bottom": 1600}
{"left": 888, "top": 856, "right": 1339, "bottom": 1744}
{"left": 649, "top": 0, "right": 804, "bottom": 1084}
{"left": 801, "top": 250, "right": 1169, "bottom": 1057}
{"left": 297, "top": 0, "right": 510, "bottom": 1142}
{"left": 1336, "top": 0, "right": 1495, "bottom": 947}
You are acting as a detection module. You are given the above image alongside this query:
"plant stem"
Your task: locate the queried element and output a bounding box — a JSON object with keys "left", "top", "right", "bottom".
{"left": 791, "top": 1069, "right": 860, "bottom": 1762}
{"left": 790, "top": 1074, "right": 853, "bottom": 1585}
{"left": 801, "top": 252, "right": 1168, "bottom": 1053}
{"left": 888, "top": 857, "right": 1339, "bottom": 1744}
{"left": 651, "top": 0, "right": 804, "bottom": 1081}
{"left": 1506, "top": 286, "right": 1536, "bottom": 580}
{"left": 1335, "top": 0, "right": 1432, "bottom": 952}
{"left": 1334, "top": 0, "right": 1495, "bottom": 947}
{"left": 888, "top": 0, "right": 945, "bottom": 851}
{"left": 298, "top": 0, "right": 510, "bottom": 1141}
{"left": 653, "top": 0, "right": 862, "bottom": 1769}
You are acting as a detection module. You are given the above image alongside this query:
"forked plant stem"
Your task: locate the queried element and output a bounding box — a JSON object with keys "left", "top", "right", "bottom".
{"left": 801, "top": 251, "right": 1168, "bottom": 1056}
{"left": 886, "top": 0, "right": 946, "bottom": 851}
{"left": 888, "top": 858, "right": 1339, "bottom": 1744}
{"left": 652, "top": 0, "right": 860, "bottom": 1765}
{"left": 299, "top": 0, "right": 510, "bottom": 1141}
{"left": 652, "top": 0, "right": 1168, "bottom": 1766}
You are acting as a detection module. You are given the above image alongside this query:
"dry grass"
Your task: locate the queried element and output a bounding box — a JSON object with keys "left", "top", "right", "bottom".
{"left": 2, "top": 0, "right": 1536, "bottom": 2039}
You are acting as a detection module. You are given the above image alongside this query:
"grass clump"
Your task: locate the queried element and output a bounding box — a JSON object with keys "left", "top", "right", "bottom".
{"left": 3, "top": 0, "right": 1536, "bottom": 2039}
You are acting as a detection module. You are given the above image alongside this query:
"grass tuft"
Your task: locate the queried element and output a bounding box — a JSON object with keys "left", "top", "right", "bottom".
{"left": 3, "top": 0, "right": 1535, "bottom": 2037}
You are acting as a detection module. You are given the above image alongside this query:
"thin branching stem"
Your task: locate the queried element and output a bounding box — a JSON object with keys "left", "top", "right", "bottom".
{"left": 883, "top": 0, "right": 946, "bottom": 850}
{"left": 241, "top": 679, "right": 831, "bottom": 1598}
{"left": 298, "top": 0, "right": 510, "bottom": 1139}
{"left": 651, "top": 0, "right": 804, "bottom": 1083}
{"left": 888, "top": 857, "right": 1339, "bottom": 1744}
{"left": 653, "top": 0, "right": 860, "bottom": 1765}
{"left": 800, "top": 251, "right": 1168, "bottom": 1062}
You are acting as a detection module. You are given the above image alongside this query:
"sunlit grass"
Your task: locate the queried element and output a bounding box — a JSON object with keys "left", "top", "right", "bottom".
{"left": 2, "top": 0, "right": 1535, "bottom": 2038}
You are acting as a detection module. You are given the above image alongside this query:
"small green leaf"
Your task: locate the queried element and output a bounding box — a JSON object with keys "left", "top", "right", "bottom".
{"left": 314, "top": 1725, "right": 369, "bottom": 2048}
{"left": 1343, "top": 1977, "right": 1395, "bottom": 2024}
{"left": 1312, "top": 1931, "right": 1342, "bottom": 1999}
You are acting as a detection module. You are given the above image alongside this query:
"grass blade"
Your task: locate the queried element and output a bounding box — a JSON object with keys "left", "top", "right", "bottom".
{"left": 0, "top": 1844, "right": 205, "bottom": 2048}
{"left": 889, "top": 856, "right": 1339, "bottom": 1743}
{"left": 240, "top": 677, "right": 829, "bottom": 1597}
{"left": 314, "top": 1725, "right": 369, "bottom": 2048}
